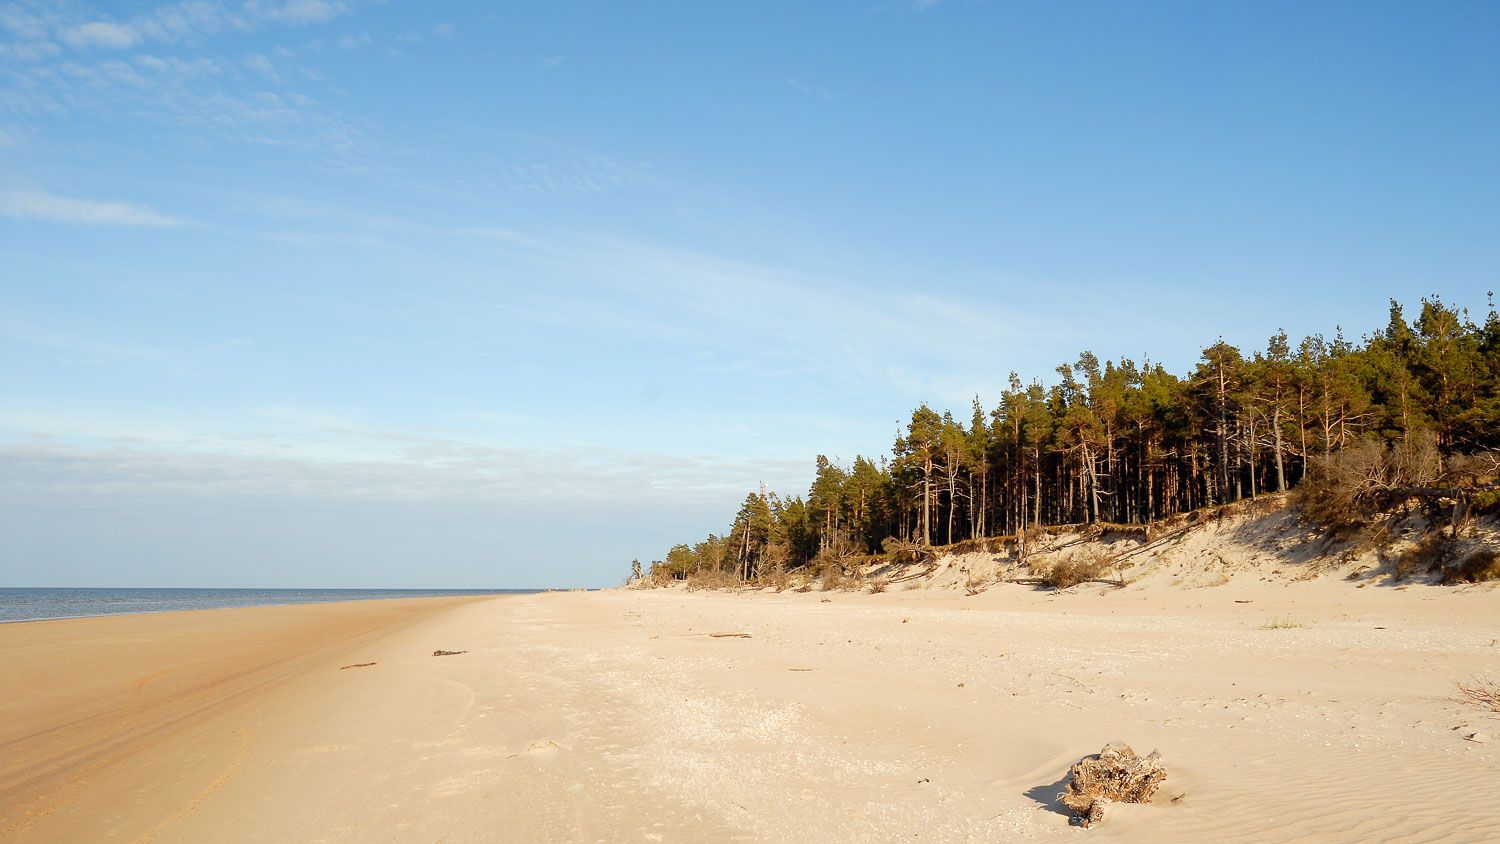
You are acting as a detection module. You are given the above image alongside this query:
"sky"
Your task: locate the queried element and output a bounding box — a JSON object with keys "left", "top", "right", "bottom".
{"left": 1, "top": 1, "right": 1497, "bottom": 588}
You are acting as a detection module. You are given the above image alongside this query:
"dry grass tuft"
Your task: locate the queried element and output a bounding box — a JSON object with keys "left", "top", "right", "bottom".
{"left": 1031, "top": 550, "right": 1120, "bottom": 589}
{"left": 1457, "top": 675, "right": 1500, "bottom": 711}
{"left": 817, "top": 557, "right": 859, "bottom": 590}
{"left": 1392, "top": 532, "right": 1453, "bottom": 580}
{"left": 761, "top": 565, "right": 792, "bottom": 592}
{"left": 1441, "top": 549, "right": 1500, "bottom": 585}
{"left": 685, "top": 569, "right": 740, "bottom": 591}
{"left": 1059, "top": 743, "right": 1167, "bottom": 828}
{"left": 866, "top": 576, "right": 890, "bottom": 594}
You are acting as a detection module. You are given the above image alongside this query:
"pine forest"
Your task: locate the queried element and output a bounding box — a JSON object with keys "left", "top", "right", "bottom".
{"left": 643, "top": 296, "right": 1500, "bottom": 583}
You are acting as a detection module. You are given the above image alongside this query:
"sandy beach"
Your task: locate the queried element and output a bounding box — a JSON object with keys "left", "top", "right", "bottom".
{"left": 3, "top": 583, "right": 1499, "bottom": 842}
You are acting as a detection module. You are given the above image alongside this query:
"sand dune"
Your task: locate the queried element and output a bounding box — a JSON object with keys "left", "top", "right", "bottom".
{"left": 3, "top": 582, "right": 1498, "bottom": 841}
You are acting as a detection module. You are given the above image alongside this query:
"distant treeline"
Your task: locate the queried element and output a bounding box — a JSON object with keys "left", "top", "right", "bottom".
{"left": 642, "top": 296, "right": 1500, "bottom": 583}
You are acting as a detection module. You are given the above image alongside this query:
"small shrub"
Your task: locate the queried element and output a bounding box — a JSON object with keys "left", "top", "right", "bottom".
{"left": 1295, "top": 433, "right": 1443, "bottom": 529}
{"left": 1445, "top": 450, "right": 1500, "bottom": 488}
{"left": 1441, "top": 549, "right": 1500, "bottom": 584}
{"left": 762, "top": 565, "right": 791, "bottom": 592}
{"left": 1096, "top": 523, "right": 1151, "bottom": 542}
{"left": 685, "top": 569, "right": 740, "bottom": 591}
{"left": 1471, "top": 489, "right": 1500, "bottom": 516}
{"left": 1393, "top": 532, "right": 1452, "bottom": 580}
{"left": 880, "top": 536, "right": 930, "bottom": 565}
{"left": 867, "top": 576, "right": 890, "bottom": 594}
{"left": 1032, "top": 552, "right": 1114, "bottom": 589}
{"left": 818, "top": 556, "right": 848, "bottom": 590}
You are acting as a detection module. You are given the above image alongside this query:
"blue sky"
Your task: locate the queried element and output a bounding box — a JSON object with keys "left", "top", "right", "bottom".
{"left": 2, "top": 1, "right": 1497, "bottom": 588}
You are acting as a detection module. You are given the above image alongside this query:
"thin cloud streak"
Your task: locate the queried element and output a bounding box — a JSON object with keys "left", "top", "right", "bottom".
{"left": 0, "top": 189, "right": 187, "bottom": 226}
{"left": 0, "top": 437, "right": 806, "bottom": 507}
{"left": 47, "top": 1, "right": 350, "bottom": 52}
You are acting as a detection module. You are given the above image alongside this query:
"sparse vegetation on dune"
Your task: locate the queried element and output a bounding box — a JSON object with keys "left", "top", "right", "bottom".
{"left": 1030, "top": 550, "right": 1123, "bottom": 590}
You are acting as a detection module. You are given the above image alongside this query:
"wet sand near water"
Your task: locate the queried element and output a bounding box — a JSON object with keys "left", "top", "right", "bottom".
{"left": 0, "top": 596, "right": 489, "bottom": 841}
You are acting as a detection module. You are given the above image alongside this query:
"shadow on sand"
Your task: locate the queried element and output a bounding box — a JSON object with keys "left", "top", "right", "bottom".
{"left": 1023, "top": 770, "right": 1074, "bottom": 820}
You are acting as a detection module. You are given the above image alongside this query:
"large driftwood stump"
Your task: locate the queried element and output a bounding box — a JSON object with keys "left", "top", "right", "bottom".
{"left": 1059, "top": 743, "right": 1167, "bottom": 827}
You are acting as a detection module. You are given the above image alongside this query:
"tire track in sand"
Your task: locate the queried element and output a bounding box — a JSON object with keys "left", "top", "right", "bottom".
{"left": 131, "top": 723, "right": 252, "bottom": 844}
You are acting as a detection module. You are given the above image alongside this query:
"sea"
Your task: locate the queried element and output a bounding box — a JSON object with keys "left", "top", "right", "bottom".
{"left": 0, "top": 587, "right": 542, "bottom": 624}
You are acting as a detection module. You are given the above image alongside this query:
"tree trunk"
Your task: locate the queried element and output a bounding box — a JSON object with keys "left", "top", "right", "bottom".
{"left": 1273, "top": 401, "right": 1286, "bottom": 492}
{"left": 1083, "top": 444, "right": 1101, "bottom": 524}
{"left": 922, "top": 456, "right": 933, "bottom": 546}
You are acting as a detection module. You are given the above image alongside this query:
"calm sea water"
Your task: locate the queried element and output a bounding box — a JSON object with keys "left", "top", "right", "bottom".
{"left": 0, "top": 587, "right": 541, "bottom": 623}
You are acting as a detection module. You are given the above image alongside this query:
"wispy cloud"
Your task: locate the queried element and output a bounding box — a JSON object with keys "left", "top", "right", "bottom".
{"left": 243, "top": 52, "right": 277, "bottom": 76}
{"left": 2, "top": 52, "right": 372, "bottom": 160}
{"left": 491, "top": 157, "right": 651, "bottom": 193}
{"left": 43, "top": 1, "right": 350, "bottom": 53}
{"left": 0, "top": 319, "right": 176, "bottom": 363}
{"left": 0, "top": 410, "right": 805, "bottom": 506}
{"left": 447, "top": 229, "right": 1056, "bottom": 407}
{"left": 787, "top": 77, "right": 833, "bottom": 100}
{"left": 459, "top": 226, "right": 548, "bottom": 249}
{"left": 61, "top": 21, "right": 139, "bottom": 49}
{"left": 255, "top": 229, "right": 389, "bottom": 249}
{"left": 542, "top": 54, "right": 564, "bottom": 68}
{"left": 0, "top": 189, "right": 186, "bottom": 226}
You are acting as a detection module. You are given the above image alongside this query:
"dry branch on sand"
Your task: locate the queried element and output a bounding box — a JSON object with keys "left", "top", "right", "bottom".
{"left": 1457, "top": 675, "right": 1500, "bottom": 712}
{"left": 1059, "top": 743, "right": 1168, "bottom": 828}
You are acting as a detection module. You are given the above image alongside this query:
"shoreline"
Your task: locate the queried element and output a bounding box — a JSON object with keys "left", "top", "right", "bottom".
{"left": 0, "top": 587, "right": 537, "bottom": 626}
{"left": 0, "top": 594, "right": 496, "bottom": 840}
{"left": 5, "top": 584, "right": 1498, "bottom": 841}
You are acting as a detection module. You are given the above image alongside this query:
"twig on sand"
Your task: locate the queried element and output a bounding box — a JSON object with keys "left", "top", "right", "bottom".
{"left": 1052, "top": 670, "right": 1095, "bottom": 694}
{"left": 339, "top": 662, "right": 376, "bottom": 670}
{"left": 1457, "top": 675, "right": 1500, "bottom": 711}
{"left": 432, "top": 649, "right": 467, "bottom": 657}
{"left": 889, "top": 563, "right": 940, "bottom": 584}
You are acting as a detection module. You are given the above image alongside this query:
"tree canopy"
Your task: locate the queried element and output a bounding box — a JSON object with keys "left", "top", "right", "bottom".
{"left": 646, "top": 295, "right": 1500, "bottom": 582}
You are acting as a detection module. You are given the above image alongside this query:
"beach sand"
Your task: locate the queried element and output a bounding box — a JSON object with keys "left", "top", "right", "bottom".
{"left": 3, "top": 582, "right": 1498, "bottom": 842}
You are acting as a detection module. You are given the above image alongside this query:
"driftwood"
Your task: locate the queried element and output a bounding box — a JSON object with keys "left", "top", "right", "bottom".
{"left": 1003, "top": 577, "right": 1125, "bottom": 589}
{"left": 432, "top": 649, "right": 467, "bottom": 657}
{"left": 1059, "top": 743, "right": 1167, "bottom": 827}
{"left": 339, "top": 662, "right": 376, "bottom": 670}
{"left": 888, "top": 562, "right": 940, "bottom": 584}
